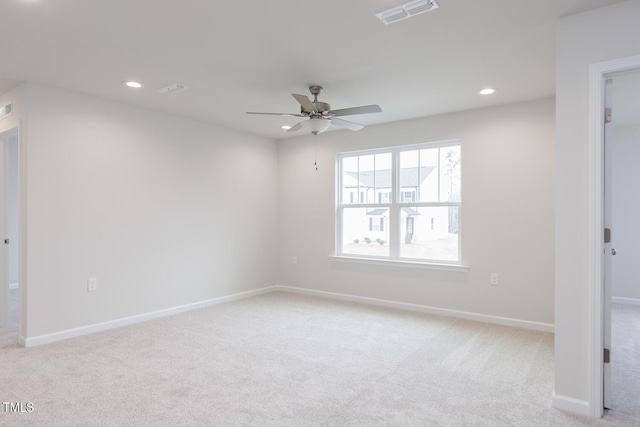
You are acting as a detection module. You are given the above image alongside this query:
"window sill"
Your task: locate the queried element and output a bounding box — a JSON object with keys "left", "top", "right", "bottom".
{"left": 329, "top": 256, "right": 470, "bottom": 272}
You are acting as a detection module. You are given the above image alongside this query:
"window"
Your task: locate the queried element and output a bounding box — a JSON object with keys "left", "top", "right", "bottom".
{"left": 369, "top": 217, "right": 385, "bottom": 232}
{"left": 400, "top": 191, "right": 416, "bottom": 202}
{"left": 378, "top": 192, "right": 392, "bottom": 203}
{"left": 337, "top": 141, "right": 461, "bottom": 263}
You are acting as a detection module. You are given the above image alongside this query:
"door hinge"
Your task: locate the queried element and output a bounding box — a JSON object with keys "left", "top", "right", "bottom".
{"left": 605, "top": 108, "right": 612, "bottom": 124}
{"left": 604, "top": 228, "right": 611, "bottom": 244}
{"left": 604, "top": 348, "right": 610, "bottom": 364}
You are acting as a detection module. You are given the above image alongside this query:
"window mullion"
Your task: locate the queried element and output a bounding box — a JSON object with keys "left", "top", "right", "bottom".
{"left": 437, "top": 147, "right": 441, "bottom": 202}
{"left": 336, "top": 156, "right": 342, "bottom": 255}
{"left": 398, "top": 202, "right": 460, "bottom": 208}
{"left": 389, "top": 149, "right": 400, "bottom": 259}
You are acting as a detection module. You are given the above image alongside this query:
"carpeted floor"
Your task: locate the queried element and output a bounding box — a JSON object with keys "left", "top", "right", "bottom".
{"left": 0, "top": 324, "right": 18, "bottom": 349}
{"left": 0, "top": 292, "right": 638, "bottom": 426}
{"left": 0, "top": 287, "right": 19, "bottom": 348}
{"left": 611, "top": 303, "right": 640, "bottom": 418}
{"left": 8, "top": 286, "right": 18, "bottom": 326}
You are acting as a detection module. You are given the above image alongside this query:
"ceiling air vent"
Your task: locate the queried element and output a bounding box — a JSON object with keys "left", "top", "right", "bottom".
{"left": 156, "top": 83, "right": 189, "bottom": 94}
{"left": 379, "top": 8, "right": 408, "bottom": 25}
{"left": 376, "top": 0, "right": 439, "bottom": 25}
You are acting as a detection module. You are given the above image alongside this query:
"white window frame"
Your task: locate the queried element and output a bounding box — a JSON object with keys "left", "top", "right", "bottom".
{"left": 335, "top": 140, "right": 463, "bottom": 267}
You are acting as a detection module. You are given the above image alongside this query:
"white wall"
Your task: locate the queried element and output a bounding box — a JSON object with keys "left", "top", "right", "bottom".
{"left": 555, "top": 0, "right": 640, "bottom": 410}
{"left": 278, "top": 98, "right": 555, "bottom": 325}
{"left": 611, "top": 124, "right": 640, "bottom": 301}
{"left": 21, "top": 83, "right": 278, "bottom": 339}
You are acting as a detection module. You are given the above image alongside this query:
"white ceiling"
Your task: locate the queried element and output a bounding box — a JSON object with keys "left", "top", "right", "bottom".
{"left": 0, "top": 0, "right": 626, "bottom": 139}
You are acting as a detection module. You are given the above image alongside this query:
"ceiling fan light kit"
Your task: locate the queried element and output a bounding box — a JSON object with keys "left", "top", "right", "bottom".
{"left": 303, "top": 118, "right": 332, "bottom": 135}
{"left": 246, "top": 85, "right": 382, "bottom": 135}
{"left": 376, "top": 0, "right": 439, "bottom": 25}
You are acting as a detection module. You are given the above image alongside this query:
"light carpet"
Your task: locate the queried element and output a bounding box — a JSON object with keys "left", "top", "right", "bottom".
{"left": 0, "top": 292, "right": 638, "bottom": 426}
{"left": 0, "top": 287, "right": 19, "bottom": 348}
{"left": 611, "top": 303, "right": 640, "bottom": 418}
{"left": 0, "top": 325, "right": 18, "bottom": 349}
{"left": 8, "top": 287, "right": 18, "bottom": 326}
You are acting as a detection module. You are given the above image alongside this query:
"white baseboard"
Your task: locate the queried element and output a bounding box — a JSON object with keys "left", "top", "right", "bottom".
{"left": 24, "top": 285, "right": 278, "bottom": 347}
{"left": 275, "top": 285, "right": 554, "bottom": 333}
{"left": 612, "top": 296, "right": 640, "bottom": 306}
{"left": 22, "top": 283, "right": 554, "bottom": 347}
{"left": 9, "top": 283, "right": 18, "bottom": 290}
{"left": 551, "top": 393, "right": 592, "bottom": 417}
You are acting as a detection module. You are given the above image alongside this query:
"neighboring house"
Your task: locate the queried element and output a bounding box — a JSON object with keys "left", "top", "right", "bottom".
{"left": 343, "top": 166, "right": 449, "bottom": 244}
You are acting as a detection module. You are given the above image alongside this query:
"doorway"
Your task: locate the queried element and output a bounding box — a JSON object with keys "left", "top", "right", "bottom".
{"left": 587, "top": 54, "right": 640, "bottom": 419}
{"left": 0, "top": 127, "right": 19, "bottom": 348}
{"left": 606, "top": 69, "right": 640, "bottom": 417}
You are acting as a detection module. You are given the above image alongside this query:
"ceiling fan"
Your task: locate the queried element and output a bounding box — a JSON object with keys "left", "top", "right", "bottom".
{"left": 247, "top": 85, "right": 382, "bottom": 135}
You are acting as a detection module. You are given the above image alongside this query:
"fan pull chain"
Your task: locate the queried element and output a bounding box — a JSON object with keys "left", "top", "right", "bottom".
{"left": 314, "top": 133, "right": 318, "bottom": 171}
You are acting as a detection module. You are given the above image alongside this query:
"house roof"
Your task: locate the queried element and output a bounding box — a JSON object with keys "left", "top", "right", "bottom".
{"left": 346, "top": 166, "right": 435, "bottom": 189}
{"left": 367, "top": 208, "right": 421, "bottom": 216}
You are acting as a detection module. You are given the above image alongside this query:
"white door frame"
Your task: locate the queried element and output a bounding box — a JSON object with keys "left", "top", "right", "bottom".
{"left": 0, "top": 119, "right": 23, "bottom": 344}
{"left": 587, "top": 54, "right": 640, "bottom": 419}
{"left": 0, "top": 131, "right": 6, "bottom": 327}
{"left": 0, "top": 123, "right": 24, "bottom": 332}
{"left": 0, "top": 126, "right": 19, "bottom": 329}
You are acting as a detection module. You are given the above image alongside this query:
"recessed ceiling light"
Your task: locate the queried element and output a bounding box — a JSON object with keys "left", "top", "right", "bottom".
{"left": 281, "top": 125, "right": 292, "bottom": 130}
{"left": 124, "top": 81, "right": 143, "bottom": 89}
{"left": 479, "top": 88, "right": 495, "bottom": 95}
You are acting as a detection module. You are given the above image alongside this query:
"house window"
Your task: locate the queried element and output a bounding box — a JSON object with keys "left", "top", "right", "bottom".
{"left": 400, "top": 191, "right": 416, "bottom": 202}
{"left": 369, "top": 217, "right": 385, "bottom": 232}
{"left": 378, "top": 192, "right": 392, "bottom": 203}
{"left": 337, "top": 141, "right": 461, "bottom": 263}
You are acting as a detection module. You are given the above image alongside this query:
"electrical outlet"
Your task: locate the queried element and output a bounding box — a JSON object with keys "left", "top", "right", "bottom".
{"left": 87, "top": 278, "right": 98, "bottom": 292}
{"left": 490, "top": 273, "right": 499, "bottom": 286}
{"left": 292, "top": 256, "right": 298, "bottom": 266}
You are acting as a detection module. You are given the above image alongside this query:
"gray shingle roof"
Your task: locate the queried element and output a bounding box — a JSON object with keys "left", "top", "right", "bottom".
{"left": 367, "top": 207, "right": 421, "bottom": 216}
{"left": 366, "top": 208, "right": 388, "bottom": 216}
{"left": 346, "top": 166, "right": 435, "bottom": 189}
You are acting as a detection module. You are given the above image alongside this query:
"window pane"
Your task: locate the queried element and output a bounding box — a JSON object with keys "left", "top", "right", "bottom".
{"left": 373, "top": 153, "right": 392, "bottom": 204}
{"left": 341, "top": 153, "right": 392, "bottom": 205}
{"left": 399, "top": 148, "right": 439, "bottom": 202}
{"left": 400, "top": 206, "right": 459, "bottom": 261}
{"left": 341, "top": 208, "right": 390, "bottom": 257}
{"left": 358, "top": 154, "right": 374, "bottom": 204}
{"left": 440, "top": 146, "right": 461, "bottom": 202}
{"left": 341, "top": 156, "right": 358, "bottom": 204}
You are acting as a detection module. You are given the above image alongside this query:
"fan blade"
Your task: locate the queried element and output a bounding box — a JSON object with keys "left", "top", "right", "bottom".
{"left": 246, "top": 112, "right": 306, "bottom": 117}
{"left": 292, "top": 94, "right": 317, "bottom": 113}
{"left": 287, "top": 122, "right": 303, "bottom": 132}
{"left": 330, "top": 105, "right": 382, "bottom": 117}
{"left": 330, "top": 118, "right": 365, "bottom": 131}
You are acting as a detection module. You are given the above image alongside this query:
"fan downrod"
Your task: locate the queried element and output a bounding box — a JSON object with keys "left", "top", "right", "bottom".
{"left": 309, "top": 85, "right": 323, "bottom": 102}
{"left": 308, "top": 85, "right": 331, "bottom": 114}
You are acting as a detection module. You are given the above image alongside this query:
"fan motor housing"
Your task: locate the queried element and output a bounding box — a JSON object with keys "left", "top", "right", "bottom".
{"left": 312, "top": 101, "right": 331, "bottom": 114}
